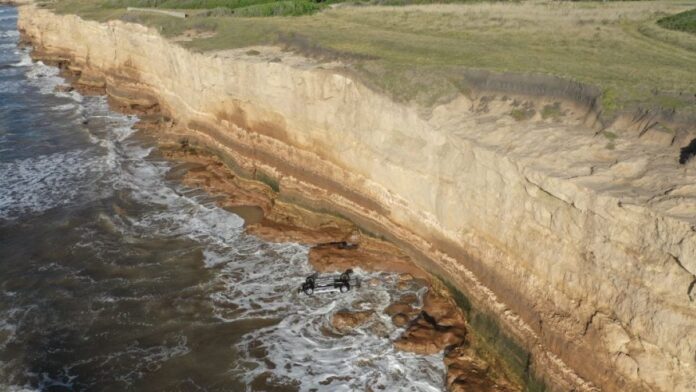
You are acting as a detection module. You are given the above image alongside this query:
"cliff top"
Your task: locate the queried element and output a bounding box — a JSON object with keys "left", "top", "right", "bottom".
{"left": 45, "top": 0, "right": 696, "bottom": 122}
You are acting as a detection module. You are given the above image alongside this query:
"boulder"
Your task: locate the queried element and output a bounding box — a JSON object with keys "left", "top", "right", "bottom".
{"left": 392, "top": 313, "right": 410, "bottom": 328}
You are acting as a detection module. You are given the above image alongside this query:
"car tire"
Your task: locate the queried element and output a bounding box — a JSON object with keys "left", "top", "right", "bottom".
{"left": 340, "top": 283, "right": 350, "bottom": 293}
{"left": 303, "top": 286, "right": 314, "bottom": 295}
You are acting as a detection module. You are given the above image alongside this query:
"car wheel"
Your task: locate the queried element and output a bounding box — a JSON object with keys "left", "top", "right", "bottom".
{"left": 303, "top": 286, "right": 314, "bottom": 295}
{"left": 340, "top": 283, "right": 350, "bottom": 293}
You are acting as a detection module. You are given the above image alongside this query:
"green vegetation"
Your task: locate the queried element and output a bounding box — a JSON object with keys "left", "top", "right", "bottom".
{"left": 658, "top": 8, "right": 696, "bottom": 34}
{"left": 603, "top": 130, "right": 617, "bottom": 149}
{"left": 437, "top": 276, "right": 547, "bottom": 392}
{"left": 602, "top": 130, "right": 618, "bottom": 141}
{"left": 48, "top": 0, "right": 696, "bottom": 117}
{"left": 104, "top": 0, "right": 327, "bottom": 16}
{"left": 510, "top": 108, "right": 535, "bottom": 121}
{"left": 92, "top": 0, "right": 485, "bottom": 17}
{"left": 541, "top": 103, "right": 562, "bottom": 120}
{"left": 600, "top": 88, "right": 619, "bottom": 116}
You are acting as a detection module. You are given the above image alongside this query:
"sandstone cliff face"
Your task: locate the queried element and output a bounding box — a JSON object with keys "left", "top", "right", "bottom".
{"left": 17, "top": 5, "right": 696, "bottom": 391}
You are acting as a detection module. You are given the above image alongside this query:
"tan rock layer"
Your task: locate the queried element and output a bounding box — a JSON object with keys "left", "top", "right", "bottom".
{"left": 17, "top": 4, "right": 696, "bottom": 392}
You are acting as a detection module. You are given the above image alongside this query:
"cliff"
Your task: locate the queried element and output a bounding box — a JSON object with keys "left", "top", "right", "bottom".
{"left": 17, "top": 3, "right": 696, "bottom": 391}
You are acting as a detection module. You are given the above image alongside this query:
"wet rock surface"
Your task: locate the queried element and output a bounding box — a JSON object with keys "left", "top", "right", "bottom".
{"left": 389, "top": 288, "right": 518, "bottom": 391}
{"left": 393, "top": 291, "right": 467, "bottom": 356}
{"left": 331, "top": 309, "right": 375, "bottom": 333}
{"left": 393, "top": 312, "right": 466, "bottom": 355}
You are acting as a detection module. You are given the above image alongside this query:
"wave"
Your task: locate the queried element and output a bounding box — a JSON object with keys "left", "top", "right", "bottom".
{"left": 0, "top": 30, "right": 18, "bottom": 38}
{"left": 0, "top": 149, "right": 104, "bottom": 220}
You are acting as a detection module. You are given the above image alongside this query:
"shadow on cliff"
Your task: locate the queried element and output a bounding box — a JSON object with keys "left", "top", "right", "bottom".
{"left": 679, "top": 137, "right": 696, "bottom": 164}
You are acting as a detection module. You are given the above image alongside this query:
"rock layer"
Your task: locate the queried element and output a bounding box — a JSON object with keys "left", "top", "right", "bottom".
{"left": 17, "top": 4, "right": 696, "bottom": 392}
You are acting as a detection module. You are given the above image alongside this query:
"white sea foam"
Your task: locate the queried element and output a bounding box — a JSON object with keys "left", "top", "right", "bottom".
{"left": 2, "top": 386, "right": 39, "bottom": 392}
{"left": 25, "top": 58, "right": 66, "bottom": 94}
{"left": 9, "top": 53, "right": 31, "bottom": 67}
{"left": 0, "top": 149, "right": 103, "bottom": 219}
{"left": 0, "top": 30, "right": 18, "bottom": 38}
{"left": 227, "top": 268, "right": 445, "bottom": 391}
{"left": 0, "top": 90, "right": 137, "bottom": 220}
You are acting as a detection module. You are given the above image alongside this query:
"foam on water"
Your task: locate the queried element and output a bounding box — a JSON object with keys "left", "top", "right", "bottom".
{"left": 0, "top": 149, "right": 104, "bottom": 219}
{"left": 0, "top": 51, "right": 139, "bottom": 220}
{"left": 10, "top": 53, "right": 31, "bottom": 68}
{"left": 226, "top": 267, "right": 446, "bottom": 391}
{"left": 0, "top": 30, "right": 17, "bottom": 38}
{"left": 24, "top": 56, "right": 72, "bottom": 95}
{"left": 4, "top": 386, "right": 39, "bottom": 392}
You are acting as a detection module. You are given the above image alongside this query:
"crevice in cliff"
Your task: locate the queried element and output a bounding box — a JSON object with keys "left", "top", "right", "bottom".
{"left": 524, "top": 175, "right": 576, "bottom": 210}
{"left": 582, "top": 310, "right": 600, "bottom": 336}
{"left": 668, "top": 253, "right": 696, "bottom": 301}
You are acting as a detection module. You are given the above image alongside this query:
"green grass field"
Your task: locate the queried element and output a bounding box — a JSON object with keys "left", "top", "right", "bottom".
{"left": 658, "top": 8, "right": 696, "bottom": 34}
{"left": 48, "top": 0, "right": 696, "bottom": 119}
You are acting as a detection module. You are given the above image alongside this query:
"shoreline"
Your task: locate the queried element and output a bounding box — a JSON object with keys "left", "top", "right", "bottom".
{"left": 15, "top": 2, "right": 696, "bottom": 391}
{"left": 148, "top": 115, "right": 522, "bottom": 391}
{"left": 43, "top": 37, "right": 522, "bottom": 390}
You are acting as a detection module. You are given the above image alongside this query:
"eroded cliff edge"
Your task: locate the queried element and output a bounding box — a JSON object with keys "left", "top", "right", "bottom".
{"left": 17, "top": 4, "right": 696, "bottom": 391}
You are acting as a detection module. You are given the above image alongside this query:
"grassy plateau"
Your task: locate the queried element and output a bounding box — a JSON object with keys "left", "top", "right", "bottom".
{"left": 44, "top": 0, "right": 696, "bottom": 118}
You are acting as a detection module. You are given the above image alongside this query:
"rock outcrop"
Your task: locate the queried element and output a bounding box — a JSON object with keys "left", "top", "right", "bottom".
{"left": 17, "top": 4, "right": 696, "bottom": 391}
{"left": 391, "top": 288, "right": 516, "bottom": 390}
{"left": 331, "top": 309, "right": 375, "bottom": 334}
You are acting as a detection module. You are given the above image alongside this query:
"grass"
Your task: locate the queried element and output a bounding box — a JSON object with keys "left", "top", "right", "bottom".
{"left": 91, "top": 0, "right": 332, "bottom": 17}
{"left": 658, "top": 8, "right": 696, "bottom": 34}
{"left": 541, "top": 102, "right": 562, "bottom": 120}
{"left": 510, "top": 108, "right": 535, "bottom": 121}
{"left": 602, "top": 130, "right": 618, "bottom": 141}
{"left": 48, "top": 0, "right": 696, "bottom": 119}
{"left": 93, "top": 0, "right": 478, "bottom": 17}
